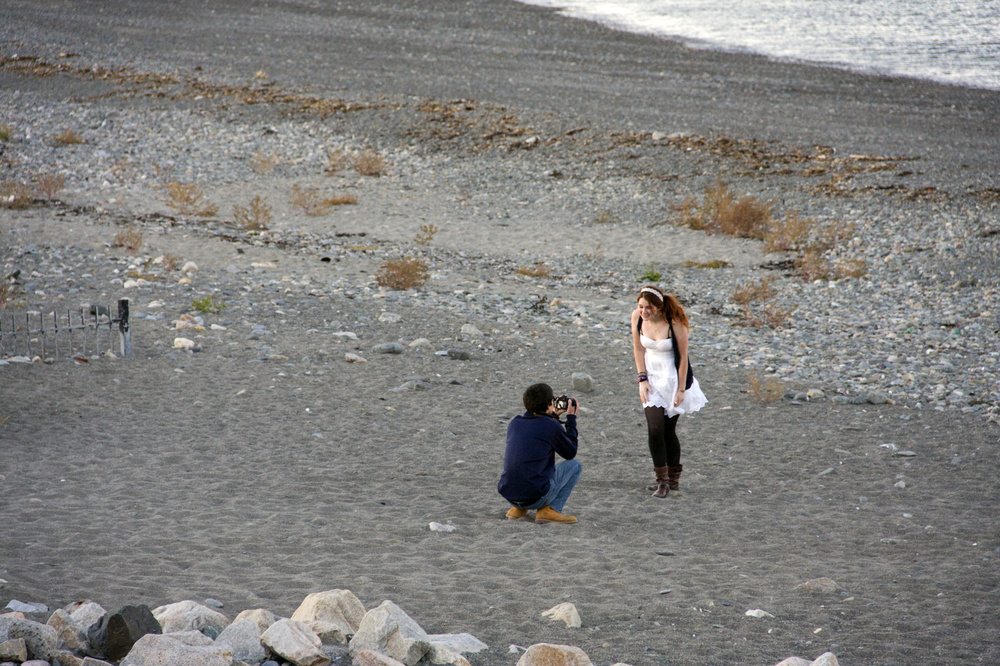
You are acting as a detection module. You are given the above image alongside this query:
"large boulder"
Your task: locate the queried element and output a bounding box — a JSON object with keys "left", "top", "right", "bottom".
{"left": 426, "top": 633, "right": 488, "bottom": 666}
{"left": 353, "top": 648, "right": 407, "bottom": 666}
{"left": 348, "top": 601, "right": 430, "bottom": 666}
{"left": 516, "top": 643, "right": 593, "bottom": 666}
{"left": 260, "top": 618, "right": 329, "bottom": 666}
{"left": 291, "top": 589, "right": 366, "bottom": 639}
{"left": 7, "top": 618, "right": 59, "bottom": 662}
{"left": 88, "top": 605, "right": 162, "bottom": 662}
{"left": 214, "top": 609, "right": 278, "bottom": 664}
{"left": 152, "top": 601, "right": 229, "bottom": 635}
{"left": 0, "top": 637, "right": 28, "bottom": 662}
{"left": 65, "top": 601, "right": 108, "bottom": 636}
{"left": 46, "top": 608, "right": 91, "bottom": 652}
{"left": 119, "top": 633, "right": 233, "bottom": 666}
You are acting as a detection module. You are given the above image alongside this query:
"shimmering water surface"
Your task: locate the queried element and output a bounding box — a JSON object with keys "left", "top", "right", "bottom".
{"left": 516, "top": 0, "right": 1000, "bottom": 90}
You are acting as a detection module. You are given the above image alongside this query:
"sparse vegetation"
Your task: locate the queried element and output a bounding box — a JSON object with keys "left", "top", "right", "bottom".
{"left": 639, "top": 268, "right": 662, "bottom": 282}
{"left": 35, "top": 171, "right": 65, "bottom": 200}
{"left": 593, "top": 209, "right": 621, "bottom": 224}
{"left": 114, "top": 225, "right": 143, "bottom": 255}
{"left": 52, "top": 129, "right": 85, "bottom": 145}
{"left": 191, "top": 295, "right": 226, "bottom": 314}
{"left": 675, "top": 180, "right": 773, "bottom": 239}
{"left": 763, "top": 211, "right": 813, "bottom": 253}
{"left": 375, "top": 257, "right": 429, "bottom": 290}
{"left": 158, "top": 254, "right": 182, "bottom": 272}
{"left": 325, "top": 149, "right": 349, "bottom": 175}
{"left": 289, "top": 185, "right": 356, "bottom": 215}
{"left": 233, "top": 195, "right": 272, "bottom": 231}
{"left": 683, "top": 259, "right": 732, "bottom": 269}
{"left": 352, "top": 149, "right": 386, "bottom": 176}
{"left": 164, "top": 182, "right": 218, "bottom": 217}
{"left": 516, "top": 262, "right": 551, "bottom": 278}
{"left": 251, "top": 151, "right": 281, "bottom": 175}
{"left": 1, "top": 181, "right": 33, "bottom": 209}
{"left": 794, "top": 251, "right": 867, "bottom": 282}
{"left": 730, "top": 276, "right": 795, "bottom": 328}
{"left": 414, "top": 224, "right": 439, "bottom": 246}
{"left": 746, "top": 369, "right": 784, "bottom": 404}
{"left": 0, "top": 125, "right": 11, "bottom": 142}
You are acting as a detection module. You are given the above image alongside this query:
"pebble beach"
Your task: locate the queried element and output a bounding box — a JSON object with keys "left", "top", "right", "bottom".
{"left": 1, "top": 2, "right": 999, "bottom": 665}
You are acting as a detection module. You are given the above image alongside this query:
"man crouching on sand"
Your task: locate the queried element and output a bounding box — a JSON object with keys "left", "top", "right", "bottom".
{"left": 498, "top": 383, "right": 582, "bottom": 524}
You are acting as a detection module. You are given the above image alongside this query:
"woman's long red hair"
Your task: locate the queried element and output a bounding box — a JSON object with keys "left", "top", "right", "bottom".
{"left": 638, "top": 285, "right": 689, "bottom": 327}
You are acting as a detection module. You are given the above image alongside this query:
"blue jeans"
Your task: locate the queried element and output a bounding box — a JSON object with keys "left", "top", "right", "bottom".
{"left": 521, "top": 459, "right": 582, "bottom": 513}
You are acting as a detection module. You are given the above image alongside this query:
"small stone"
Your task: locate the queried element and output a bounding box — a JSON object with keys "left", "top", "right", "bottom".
{"left": 378, "top": 312, "right": 402, "bottom": 323}
{"left": 460, "top": 324, "right": 483, "bottom": 337}
{"left": 655, "top": 550, "right": 675, "bottom": 556}
{"left": 515, "top": 643, "right": 592, "bottom": 666}
{"left": 541, "top": 603, "right": 581, "bottom": 629}
{"left": 806, "top": 389, "right": 826, "bottom": 399}
{"left": 372, "top": 342, "right": 405, "bottom": 354}
{"left": 894, "top": 480, "right": 906, "bottom": 488}
{"left": 446, "top": 349, "right": 472, "bottom": 361}
{"left": 744, "top": 609, "right": 775, "bottom": 619}
{"left": 429, "top": 522, "right": 457, "bottom": 532}
{"left": 408, "top": 338, "right": 431, "bottom": 348}
{"left": 173, "top": 337, "right": 196, "bottom": 349}
{"left": 181, "top": 261, "right": 199, "bottom": 273}
{"left": 793, "top": 578, "right": 839, "bottom": 594}
{"left": 345, "top": 353, "right": 368, "bottom": 363}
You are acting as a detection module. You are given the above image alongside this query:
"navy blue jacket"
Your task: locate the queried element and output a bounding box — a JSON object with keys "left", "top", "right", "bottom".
{"left": 497, "top": 412, "right": 578, "bottom": 504}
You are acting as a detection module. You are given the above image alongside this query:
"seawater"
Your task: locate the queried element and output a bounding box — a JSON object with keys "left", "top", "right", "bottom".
{"left": 515, "top": 0, "right": 1000, "bottom": 91}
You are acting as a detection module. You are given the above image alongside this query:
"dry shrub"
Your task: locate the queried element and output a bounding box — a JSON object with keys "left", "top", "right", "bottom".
{"left": 516, "top": 262, "right": 551, "bottom": 278}
{"left": 414, "top": 224, "right": 439, "bottom": 246}
{"left": 0, "top": 181, "right": 33, "bottom": 209}
{"left": 251, "top": 151, "right": 281, "bottom": 175}
{"left": 593, "top": 209, "right": 621, "bottom": 224}
{"left": 35, "top": 172, "right": 65, "bottom": 200}
{"left": 164, "top": 182, "right": 218, "bottom": 217}
{"left": 737, "top": 302, "right": 796, "bottom": 328}
{"left": 110, "top": 157, "right": 134, "bottom": 181}
{"left": 325, "top": 149, "right": 349, "bottom": 175}
{"left": 0, "top": 125, "right": 11, "bottom": 142}
{"left": 114, "top": 225, "right": 143, "bottom": 254}
{"left": 327, "top": 192, "right": 358, "bottom": 206}
{"left": 730, "top": 276, "right": 776, "bottom": 306}
{"left": 731, "top": 276, "right": 794, "bottom": 328}
{"left": 159, "top": 254, "right": 182, "bottom": 272}
{"left": 233, "top": 195, "right": 272, "bottom": 231}
{"left": 53, "top": 129, "right": 85, "bottom": 145}
{"left": 809, "top": 219, "right": 856, "bottom": 253}
{"left": 375, "top": 257, "right": 429, "bottom": 290}
{"left": 795, "top": 252, "right": 867, "bottom": 281}
{"left": 764, "top": 211, "right": 813, "bottom": 253}
{"left": 746, "top": 369, "right": 784, "bottom": 404}
{"left": 353, "top": 149, "right": 386, "bottom": 176}
{"left": 683, "top": 259, "right": 732, "bottom": 269}
{"left": 290, "top": 185, "right": 331, "bottom": 215}
{"left": 676, "top": 181, "right": 772, "bottom": 239}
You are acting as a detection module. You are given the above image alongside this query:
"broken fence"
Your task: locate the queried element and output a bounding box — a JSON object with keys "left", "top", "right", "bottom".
{"left": 0, "top": 299, "right": 131, "bottom": 360}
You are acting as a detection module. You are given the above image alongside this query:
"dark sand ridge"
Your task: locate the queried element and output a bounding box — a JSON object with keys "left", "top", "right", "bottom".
{"left": 1, "top": 2, "right": 999, "bottom": 666}
{"left": 3, "top": 0, "right": 999, "bottom": 187}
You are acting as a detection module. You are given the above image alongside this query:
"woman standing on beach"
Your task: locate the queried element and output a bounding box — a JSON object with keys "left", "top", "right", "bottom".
{"left": 631, "top": 286, "right": 707, "bottom": 497}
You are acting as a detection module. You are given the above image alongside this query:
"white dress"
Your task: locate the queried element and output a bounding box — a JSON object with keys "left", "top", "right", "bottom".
{"left": 641, "top": 334, "right": 707, "bottom": 417}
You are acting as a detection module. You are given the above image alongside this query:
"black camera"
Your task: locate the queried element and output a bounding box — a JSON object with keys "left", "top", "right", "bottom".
{"left": 555, "top": 395, "right": 572, "bottom": 411}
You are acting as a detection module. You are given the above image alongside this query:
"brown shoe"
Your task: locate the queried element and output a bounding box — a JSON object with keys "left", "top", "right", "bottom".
{"left": 535, "top": 506, "right": 577, "bottom": 524}
{"left": 506, "top": 506, "right": 529, "bottom": 520}
{"left": 651, "top": 465, "right": 669, "bottom": 498}
{"left": 667, "top": 464, "right": 683, "bottom": 492}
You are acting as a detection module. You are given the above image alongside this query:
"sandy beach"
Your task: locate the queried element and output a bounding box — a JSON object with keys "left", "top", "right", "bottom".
{"left": 1, "top": 2, "right": 999, "bottom": 665}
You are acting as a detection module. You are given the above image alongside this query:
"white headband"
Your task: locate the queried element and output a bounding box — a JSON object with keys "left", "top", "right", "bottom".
{"left": 639, "top": 287, "right": 662, "bottom": 299}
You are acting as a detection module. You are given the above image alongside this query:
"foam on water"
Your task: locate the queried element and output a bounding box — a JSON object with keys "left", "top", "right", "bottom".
{"left": 516, "top": 0, "right": 1000, "bottom": 91}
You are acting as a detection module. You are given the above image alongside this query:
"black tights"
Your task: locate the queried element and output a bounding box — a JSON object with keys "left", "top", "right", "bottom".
{"left": 645, "top": 406, "right": 680, "bottom": 468}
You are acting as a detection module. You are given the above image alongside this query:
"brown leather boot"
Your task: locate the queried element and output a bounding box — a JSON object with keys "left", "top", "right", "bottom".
{"left": 651, "top": 466, "right": 669, "bottom": 498}
{"left": 667, "top": 464, "right": 683, "bottom": 491}
{"left": 535, "top": 506, "right": 577, "bottom": 524}
{"left": 647, "top": 466, "right": 668, "bottom": 492}
{"left": 506, "top": 506, "right": 528, "bottom": 520}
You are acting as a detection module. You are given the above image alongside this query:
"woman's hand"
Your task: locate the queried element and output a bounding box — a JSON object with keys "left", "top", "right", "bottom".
{"left": 639, "top": 380, "right": 650, "bottom": 404}
{"left": 673, "top": 388, "right": 685, "bottom": 407}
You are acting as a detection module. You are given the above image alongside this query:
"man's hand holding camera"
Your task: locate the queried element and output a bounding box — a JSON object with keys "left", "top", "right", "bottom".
{"left": 552, "top": 395, "right": 579, "bottom": 417}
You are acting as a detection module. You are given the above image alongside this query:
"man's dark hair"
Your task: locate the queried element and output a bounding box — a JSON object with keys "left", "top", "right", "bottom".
{"left": 523, "top": 383, "right": 554, "bottom": 415}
